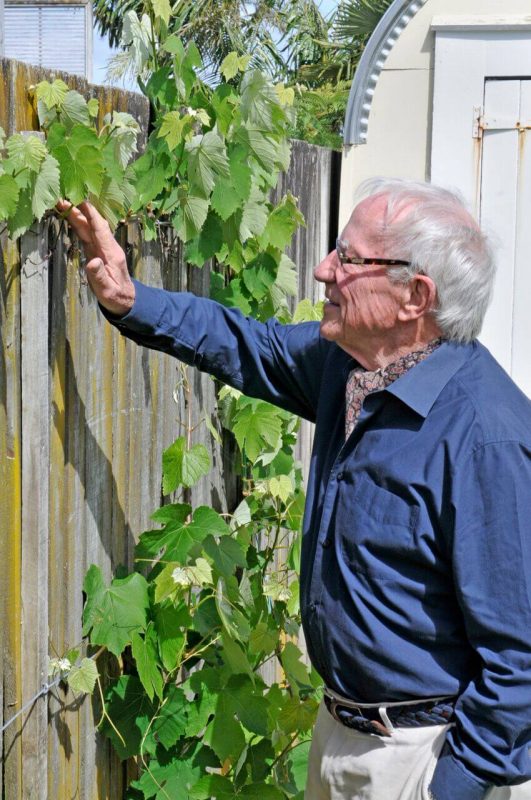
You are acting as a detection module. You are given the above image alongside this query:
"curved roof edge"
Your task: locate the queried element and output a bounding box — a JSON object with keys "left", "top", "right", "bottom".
{"left": 343, "top": 0, "right": 428, "bottom": 145}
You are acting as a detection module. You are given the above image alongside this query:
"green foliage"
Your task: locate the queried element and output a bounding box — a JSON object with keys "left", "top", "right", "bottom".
{"left": 0, "top": 82, "right": 139, "bottom": 237}
{"left": 289, "top": 81, "right": 351, "bottom": 150}
{"left": 67, "top": 657, "right": 99, "bottom": 694}
{"left": 78, "top": 420, "right": 320, "bottom": 796}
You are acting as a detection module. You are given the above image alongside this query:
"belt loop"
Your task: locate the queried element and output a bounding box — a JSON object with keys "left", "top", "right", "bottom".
{"left": 378, "top": 706, "right": 394, "bottom": 731}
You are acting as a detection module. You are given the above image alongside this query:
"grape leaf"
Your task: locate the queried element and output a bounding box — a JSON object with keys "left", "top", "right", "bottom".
{"left": 184, "top": 210, "right": 223, "bottom": 266}
{"left": 260, "top": 193, "right": 304, "bottom": 251}
{"left": 220, "top": 52, "right": 241, "bottom": 81}
{"left": 240, "top": 785, "right": 286, "bottom": 800}
{"left": 277, "top": 695, "right": 318, "bottom": 734}
{"left": 203, "top": 534, "right": 246, "bottom": 578}
{"left": 188, "top": 775, "right": 234, "bottom": 800}
{"left": 150, "top": 506, "right": 230, "bottom": 568}
{"left": 263, "top": 573, "right": 291, "bottom": 603}
{"left": 203, "top": 707, "right": 246, "bottom": 764}
{"left": 241, "top": 253, "right": 277, "bottom": 300}
{"left": 87, "top": 98, "right": 99, "bottom": 118}
{"left": 150, "top": 502, "right": 191, "bottom": 525}
{"left": 225, "top": 675, "right": 269, "bottom": 736}
{"left": 32, "top": 154, "right": 60, "bottom": 220}
{"left": 240, "top": 184, "right": 269, "bottom": 241}
{"left": 220, "top": 631, "right": 254, "bottom": 681}
{"left": 240, "top": 70, "right": 281, "bottom": 129}
{"left": 248, "top": 621, "right": 279, "bottom": 656}
{"left": 154, "top": 601, "right": 188, "bottom": 671}
{"left": 173, "top": 193, "right": 209, "bottom": 242}
{"left": 8, "top": 186, "right": 34, "bottom": 240}
{"left": 162, "top": 436, "right": 211, "bottom": 493}
{"left": 89, "top": 176, "right": 126, "bottom": 229}
{"left": 67, "top": 657, "right": 98, "bottom": 695}
{"left": 99, "top": 675, "right": 157, "bottom": 759}
{"left": 82, "top": 565, "right": 149, "bottom": 656}
{"left": 186, "top": 130, "right": 230, "bottom": 196}
{"left": 270, "top": 254, "right": 298, "bottom": 313}
{"left": 35, "top": 79, "right": 69, "bottom": 110}
{"left": 6, "top": 133, "right": 47, "bottom": 172}
{"left": 215, "top": 577, "right": 251, "bottom": 642}
{"left": 131, "top": 623, "right": 164, "bottom": 702}
{"left": 236, "top": 124, "right": 279, "bottom": 170}
{"left": 0, "top": 175, "right": 20, "bottom": 220}
{"left": 158, "top": 111, "right": 194, "bottom": 151}
{"left": 268, "top": 474, "right": 293, "bottom": 503}
{"left": 275, "top": 82, "right": 295, "bottom": 107}
{"left": 232, "top": 401, "right": 283, "bottom": 462}
{"left": 62, "top": 90, "right": 90, "bottom": 129}
{"left": 292, "top": 298, "right": 324, "bottom": 323}
{"left": 107, "top": 111, "right": 140, "bottom": 167}
{"left": 151, "top": 685, "right": 188, "bottom": 749}
{"left": 211, "top": 150, "right": 251, "bottom": 221}
{"left": 280, "top": 642, "right": 312, "bottom": 695}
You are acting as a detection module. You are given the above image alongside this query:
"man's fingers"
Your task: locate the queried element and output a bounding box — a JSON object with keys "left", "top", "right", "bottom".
{"left": 56, "top": 200, "right": 92, "bottom": 242}
{"left": 79, "top": 201, "right": 113, "bottom": 236}
{"left": 85, "top": 257, "right": 106, "bottom": 287}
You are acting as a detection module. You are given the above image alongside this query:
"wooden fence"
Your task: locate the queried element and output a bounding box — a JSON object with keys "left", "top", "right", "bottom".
{"left": 0, "top": 58, "right": 340, "bottom": 799}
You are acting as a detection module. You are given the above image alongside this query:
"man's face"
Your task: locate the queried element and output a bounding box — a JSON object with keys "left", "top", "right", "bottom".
{"left": 314, "top": 194, "right": 408, "bottom": 360}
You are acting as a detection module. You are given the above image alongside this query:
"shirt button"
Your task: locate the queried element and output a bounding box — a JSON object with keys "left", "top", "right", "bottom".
{"left": 309, "top": 602, "right": 316, "bottom": 611}
{"left": 337, "top": 471, "right": 344, "bottom": 482}
{"left": 322, "top": 538, "right": 331, "bottom": 548}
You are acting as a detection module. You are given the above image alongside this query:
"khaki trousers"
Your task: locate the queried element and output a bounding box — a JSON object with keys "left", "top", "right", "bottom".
{"left": 305, "top": 701, "right": 531, "bottom": 800}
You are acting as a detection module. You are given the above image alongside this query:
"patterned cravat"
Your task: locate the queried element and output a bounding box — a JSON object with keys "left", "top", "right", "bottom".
{"left": 345, "top": 339, "right": 444, "bottom": 439}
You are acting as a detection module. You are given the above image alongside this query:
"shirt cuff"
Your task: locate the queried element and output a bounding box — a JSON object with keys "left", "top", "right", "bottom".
{"left": 99, "top": 279, "right": 166, "bottom": 335}
{"left": 429, "top": 749, "right": 490, "bottom": 800}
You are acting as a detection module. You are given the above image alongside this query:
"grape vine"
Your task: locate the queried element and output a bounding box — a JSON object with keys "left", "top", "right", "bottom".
{"left": 1, "top": 4, "right": 325, "bottom": 796}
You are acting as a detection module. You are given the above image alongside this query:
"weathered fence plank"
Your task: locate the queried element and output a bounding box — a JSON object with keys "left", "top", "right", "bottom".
{"left": 19, "top": 228, "right": 51, "bottom": 800}
{"left": 0, "top": 232, "right": 23, "bottom": 800}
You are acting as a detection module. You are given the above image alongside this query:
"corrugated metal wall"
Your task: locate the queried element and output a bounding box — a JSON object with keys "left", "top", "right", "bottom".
{"left": 0, "top": 58, "right": 340, "bottom": 799}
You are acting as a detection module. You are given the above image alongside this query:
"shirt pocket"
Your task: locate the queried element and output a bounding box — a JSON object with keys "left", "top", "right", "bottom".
{"left": 338, "top": 472, "right": 420, "bottom": 577}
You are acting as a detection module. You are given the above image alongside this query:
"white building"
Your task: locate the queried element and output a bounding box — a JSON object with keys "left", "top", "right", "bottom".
{"left": 341, "top": 0, "right": 531, "bottom": 395}
{"left": 0, "top": 0, "right": 93, "bottom": 78}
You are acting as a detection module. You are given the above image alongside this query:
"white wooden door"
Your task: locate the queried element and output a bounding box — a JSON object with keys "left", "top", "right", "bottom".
{"left": 479, "top": 79, "right": 531, "bottom": 395}
{"left": 431, "top": 21, "right": 531, "bottom": 396}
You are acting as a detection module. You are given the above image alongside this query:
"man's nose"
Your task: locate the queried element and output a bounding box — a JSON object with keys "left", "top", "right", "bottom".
{"left": 314, "top": 250, "right": 337, "bottom": 282}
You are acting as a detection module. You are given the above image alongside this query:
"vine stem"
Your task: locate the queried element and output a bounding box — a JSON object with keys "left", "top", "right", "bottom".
{"left": 95, "top": 674, "right": 126, "bottom": 750}
{"left": 267, "top": 731, "right": 299, "bottom": 775}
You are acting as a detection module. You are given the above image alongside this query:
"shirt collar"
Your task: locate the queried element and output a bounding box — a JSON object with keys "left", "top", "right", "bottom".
{"left": 383, "top": 339, "right": 475, "bottom": 418}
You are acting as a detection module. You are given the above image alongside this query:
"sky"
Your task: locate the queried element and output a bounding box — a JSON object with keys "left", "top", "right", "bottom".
{"left": 91, "top": 0, "right": 340, "bottom": 91}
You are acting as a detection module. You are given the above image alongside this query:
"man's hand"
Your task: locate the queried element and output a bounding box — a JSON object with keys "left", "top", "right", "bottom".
{"left": 57, "top": 200, "right": 135, "bottom": 316}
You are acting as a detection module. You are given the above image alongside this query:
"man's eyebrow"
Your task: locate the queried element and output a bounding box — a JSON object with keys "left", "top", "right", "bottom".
{"left": 336, "top": 238, "right": 359, "bottom": 261}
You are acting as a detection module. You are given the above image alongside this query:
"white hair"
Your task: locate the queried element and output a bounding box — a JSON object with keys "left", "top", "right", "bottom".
{"left": 355, "top": 178, "right": 496, "bottom": 343}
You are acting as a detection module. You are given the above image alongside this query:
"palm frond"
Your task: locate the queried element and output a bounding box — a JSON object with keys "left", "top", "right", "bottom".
{"left": 333, "top": 0, "right": 393, "bottom": 43}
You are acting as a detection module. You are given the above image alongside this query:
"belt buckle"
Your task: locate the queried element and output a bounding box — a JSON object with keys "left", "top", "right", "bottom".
{"left": 326, "top": 695, "right": 391, "bottom": 737}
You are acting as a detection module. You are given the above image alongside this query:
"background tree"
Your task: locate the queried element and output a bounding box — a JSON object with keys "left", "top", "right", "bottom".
{"left": 94, "top": 0, "right": 393, "bottom": 149}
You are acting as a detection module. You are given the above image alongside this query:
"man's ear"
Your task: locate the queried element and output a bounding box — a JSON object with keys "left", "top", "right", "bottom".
{"left": 397, "top": 275, "right": 437, "bottom": 322}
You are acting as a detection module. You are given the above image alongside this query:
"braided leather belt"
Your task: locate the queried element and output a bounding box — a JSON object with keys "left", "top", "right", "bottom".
{"left": 324, "top": 690, "right": 456, "bottom": 737}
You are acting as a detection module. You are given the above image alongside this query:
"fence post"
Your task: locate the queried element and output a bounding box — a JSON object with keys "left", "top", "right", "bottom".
{"left": 20, "top": 223, "right": 50, "bottom": 800}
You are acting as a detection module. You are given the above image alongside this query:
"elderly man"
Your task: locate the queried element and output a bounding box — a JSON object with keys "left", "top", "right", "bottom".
{"left": 60, "top": 178, "right": 531, "bottom": 800}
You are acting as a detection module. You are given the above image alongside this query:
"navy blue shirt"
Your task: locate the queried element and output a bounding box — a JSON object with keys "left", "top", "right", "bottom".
{"left": 106, "top": 280, "right": 531, "bottom": 800}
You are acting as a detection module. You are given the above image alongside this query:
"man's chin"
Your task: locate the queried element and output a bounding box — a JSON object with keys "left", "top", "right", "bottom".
{"left": 319, "top": 320, "right": 339, "bottom": 342}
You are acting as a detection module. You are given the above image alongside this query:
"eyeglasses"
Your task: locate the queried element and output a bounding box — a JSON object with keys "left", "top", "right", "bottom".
{"left": 335, "top": 238, "right": 411, "bottom": 268}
